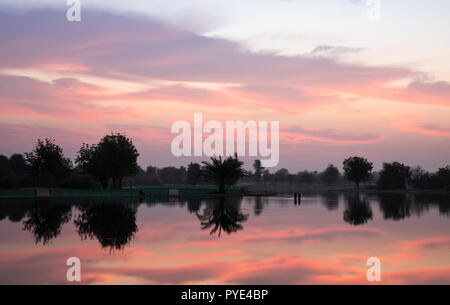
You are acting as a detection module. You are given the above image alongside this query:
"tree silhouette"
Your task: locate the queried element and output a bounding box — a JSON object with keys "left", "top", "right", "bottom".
{"left": 76, "top": 133, "right": 139, "bottom": 188}
{"left": 74, "top": 202, "right": 138, "bottom": 251}
{"left": 201, "top": 154, "right": 246, "bottom": 193}
{"left": 378, "top": 162, "right": 411, "bottom": 190}
{"left": 22, "top": 200, "right": 72, "bottom": 244}
{"left": 25, "top": 138, "right": 72, "bottom": 186}
{"left": 343, "top": 156, "right": 373, "bottom": 189}
{"left": 320, "top": 164, "right": 340, "bottom": 185}
{"left": 196, "top": 198, "right": 248, "bottom": 236}
{"left": 187, "top": 162, "right": 202, "bottom": 185}
{"left": 343, "top": 193, "right": 373, "bottom": 225}
{"left": 253, "top": 159, "right": 264, "bottom": 183}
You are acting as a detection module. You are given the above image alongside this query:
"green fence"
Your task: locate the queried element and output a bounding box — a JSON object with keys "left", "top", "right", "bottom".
{"left": 50, "top": 189, "right": 140, "bottom": 197}
{"left": 0, "top": 189, "right": 37, "bottom": 198}
{"left": 0, "top": 185, "right": 245, "bottom": 200}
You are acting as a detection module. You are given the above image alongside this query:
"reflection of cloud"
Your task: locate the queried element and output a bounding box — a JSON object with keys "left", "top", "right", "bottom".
{"left": 383, "top": 267, "right": 450, "bottom": 285}
{"left": 225, "top": 254, "right": 361, "bottom": 285}
{"left": 89, "top": 253, "right": 363, "bottom": 284}
{"left": 0, "top": 245, "right": 148, "bottom": 284}
{"left": 243, "top": 227, "right": 383, "bottom": 244}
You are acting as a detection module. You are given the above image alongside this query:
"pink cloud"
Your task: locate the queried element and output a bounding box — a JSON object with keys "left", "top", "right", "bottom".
{"left": 401, "top": 236, "right": 450, "bottom": 251}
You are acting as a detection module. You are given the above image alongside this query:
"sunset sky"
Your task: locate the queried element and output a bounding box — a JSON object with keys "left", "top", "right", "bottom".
{"left": 0, "top": 0, "right": 449, "bottom": 171}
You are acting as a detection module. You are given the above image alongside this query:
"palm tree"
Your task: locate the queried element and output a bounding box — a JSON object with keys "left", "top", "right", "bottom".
{"left": 201, "top": 154, "right": 246, "bottom": 193}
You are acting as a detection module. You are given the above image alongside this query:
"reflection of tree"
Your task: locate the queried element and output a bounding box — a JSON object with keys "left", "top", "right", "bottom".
{"left": 74, "top": 203, "right": 138, "bottom": 251}
{"left": 378, "top": 194, "right": 411, "bottom": 220}
{"left": 253, "top": 197, "right": 263, "bottom": 216}
{"left": 343, "top": 193, "right": 373, "bottom": 225}
{"left": 22, "top": 200, "right": 72, "bottom": 244}
{"left": 196, "top": 198, "right": 248, "bottom": 237}
{"left": 187, "top": 198, "right": 202, "bottom": 214}
{"left": 321, "top": 192, "right": 339, "bottom": 210}
{"left": 0, "top": 203, "right": 31, "bottom": 222}
{"left": 439, "top": 203, "right": 450, "bottom": 217}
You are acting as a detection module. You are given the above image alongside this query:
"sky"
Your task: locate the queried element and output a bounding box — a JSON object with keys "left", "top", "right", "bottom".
{"left": 0, "top": 0, "right": 450, "bottom": 172}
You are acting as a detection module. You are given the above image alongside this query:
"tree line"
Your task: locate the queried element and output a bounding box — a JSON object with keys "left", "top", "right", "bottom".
{"left": 0, "top": 135, "right": 449, "bottom": 191}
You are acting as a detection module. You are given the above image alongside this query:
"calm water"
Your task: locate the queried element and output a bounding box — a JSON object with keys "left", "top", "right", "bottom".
{"left": 0, "top": 192, "right": 449, "bottom": 284}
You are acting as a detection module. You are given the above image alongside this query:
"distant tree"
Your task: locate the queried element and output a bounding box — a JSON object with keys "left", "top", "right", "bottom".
{"left": 25, "top": 138, "right": 72, "bottom": 186}
{"left": 9, "top": 154, "right": 29, "bottom": 175}
{"left": 320, "top": 164, "right": 340, "bottom": 185}
{"left": 253, "top": 159, "right": 264, "bottom": 183}
{"left": 343, "top": 156, "right": 373, "bottom": 189}
{"left": 274, "top": 168, "right": 289, "bottom": 184}
{"left": 187, "top": 162, "right": 202, "bottom": 185}
{"left": 436, "top": 166, "right": 450, "bottom": 190}
{"left": 76, "top": 133, "right": 139, "bottom": 189}
{"left": 0, "top": 155, "right": 8, "bottom": 171}
{"left": 297, "top": 170, "right": 317, "bottom": 183}
{"left": 159, "top": 166, "right": 187, "bottom": 184}
{"left": 146, "top": 166, "right": 158, "bottom": 176}
{"left": 262, "top": 169, "right": 272, "bottom": 183}
{"left": 378, "top": 162, "right": 411, "bottom": 190}
{"left": 410, "top": 166, "right": 430, "bottom": 189}
{"left": 200, "top": 154, "right": 246, "bottom": 193}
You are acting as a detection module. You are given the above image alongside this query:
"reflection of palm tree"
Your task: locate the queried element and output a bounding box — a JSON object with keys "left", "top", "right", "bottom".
{"left": 23, "top": 200, "right": 72, "bottom": 244}
{"left": 196, "top": 198, "right": 248, "bottom": 237}
{"left": 343, "top": 193, "right": 373, "bottom": 225}
{"left": 74, "top": 202, "right": 138, "bottom": 251}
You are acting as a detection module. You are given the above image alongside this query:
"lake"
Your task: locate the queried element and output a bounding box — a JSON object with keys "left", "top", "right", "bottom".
{"left": 0, "top": 192, "right": 449, "bottom": 284}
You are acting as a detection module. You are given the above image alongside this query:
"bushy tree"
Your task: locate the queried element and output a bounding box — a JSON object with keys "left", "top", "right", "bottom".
{"left": 25, "top": 138, "right": 72, "bottom": 186}
{"left": 320, "top": 164, "right": 340, "bottom": 185}
{"left": 436, "top": 166, "right": 450, "bottom": 190}
{"left": 76, "top": 133, "right": 139, "bottom": 188}
{"left": 343, "top": 156, "right": 373, "bottom": 189}
{"left": 378, "top": 162, "right": 411, "bottom": 190}
{"left": 297, "top": 170, "right": 317, "bottom": 183}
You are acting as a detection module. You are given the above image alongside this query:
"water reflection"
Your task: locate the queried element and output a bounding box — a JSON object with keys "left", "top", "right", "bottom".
{"left": 320, "top": 192, "right": 339, "bottom": 210}
{"left": 22, "top": 200, "right": 72, "bottom": 244}
{"left": 196, "top": 198, "right": 248, "bottom": 237}
{"left": 343, "top": 193, "right": 373, "bottom": 226}
{"left": 0, "top": 192, "right": 449, "bottom": 249}
{"left": 253, "top": 197, "right": 263, "bottom": 216}
{"left": 74, "top": 202, "right": 138, "bottom": 252}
